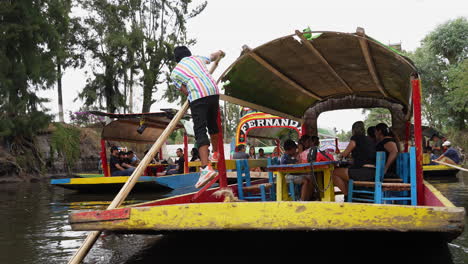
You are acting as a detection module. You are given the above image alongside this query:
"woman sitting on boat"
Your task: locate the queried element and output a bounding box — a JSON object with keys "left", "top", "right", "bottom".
{"left": 375, "top": 123, "right": 399, "bottom": 177}
{"left": 249, "top": 146, "right": 257, "bottom": 159}
{"left": 332, "top": 121, "right": 376, "bottom": 200}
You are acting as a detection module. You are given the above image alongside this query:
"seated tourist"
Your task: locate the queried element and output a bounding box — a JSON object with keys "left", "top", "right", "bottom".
{"left": 258, "top": 148, "right": 266, "bottom": 159}
{"left": 190, "top": 148, "right": 200, "bottom": 172}
{"left": 280, "top": 139, "right": 298, "bottom": 165}
{"left": 233, "top": 145, "right": 250, "bottom": 159}
{"left": 127, "top": 150, "right": 140, "bottom": 166}
{"left": 297, "top": 136, "right": 334, "bottom": 201}
{"left": 110, "top": 146, "right": 135, "bottom": 176}
{"left": 367, "top": 126, "right": 377, "bottom": 143}
{"left": 166, "top": 148, "right": 185, "bottom": 175}
{"left": 434, "top": 141, "right": 461, "bottom": 165}
{"left": 297, "top": 135, "right": 311, "bottom": 154}
{"left": 119, "top": 151, "right": 134, "bottom": 169}
{"left": 249, "top": 146, "right": 257, "bottom": 159}
{"left": 430, "top": 134, "right": 443, "bottom": 159}
{"left": 375, "top": 123, "right": 399, "bottom": 177}
{"left": 298, "top": 136, "right": 333, "bottom": 163}
{"left": 332, "top": 121, "right": 376, "bottom": 200}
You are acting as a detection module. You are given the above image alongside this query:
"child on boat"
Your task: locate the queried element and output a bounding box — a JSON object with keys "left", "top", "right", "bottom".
{"left": 170, "top": 46, "right": 225, "bottom": 188}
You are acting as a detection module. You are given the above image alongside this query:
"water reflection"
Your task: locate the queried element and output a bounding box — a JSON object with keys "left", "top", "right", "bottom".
{"left": 429, "top": 171, "right": 468, "bottom": 264}
{"left": 0, "top": 172, "right": 467, "bottom": 264}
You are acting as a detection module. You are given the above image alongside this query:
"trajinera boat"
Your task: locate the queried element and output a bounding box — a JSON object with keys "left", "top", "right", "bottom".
{"left": 51, "top": 110, "right": 201, "bottom": 192}
{"left": 68, "top": 28, "right": 465, "bottom": 246}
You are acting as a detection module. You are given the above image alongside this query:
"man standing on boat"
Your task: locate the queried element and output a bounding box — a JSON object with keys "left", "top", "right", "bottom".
{"left": 170, "top": 46, "right": 225, "bottom": 188}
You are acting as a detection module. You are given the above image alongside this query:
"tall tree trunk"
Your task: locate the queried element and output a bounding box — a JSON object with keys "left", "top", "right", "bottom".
{"left": 104, "top": 65, "right": 116, "bottom": 113}
{"left": 141, "top": 69, "right": 154, "bottom": 113}
{"left": 123, "top": 70, "right": 128, "bottom": 113}
{"left": 57, "top": 61, "right": 65, "bottom": 122}
{"left": 129, "top": 69, "right": 133, "bottom": 113}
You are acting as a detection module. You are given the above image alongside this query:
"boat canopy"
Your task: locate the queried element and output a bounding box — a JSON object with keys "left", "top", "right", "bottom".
{"left": 90, "top": 110, "right": 188, "bottom": 144}
{"left": 219, "top": 28, "right": 418, "bottom": 138}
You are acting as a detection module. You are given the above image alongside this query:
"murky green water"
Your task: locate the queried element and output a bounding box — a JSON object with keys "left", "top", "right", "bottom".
{"left": 0, "top": 173, "right": 467, "bottom": 263}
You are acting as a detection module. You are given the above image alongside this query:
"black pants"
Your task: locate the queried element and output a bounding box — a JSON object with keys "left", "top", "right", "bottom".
{"left": 189, "top": 95, "right": 220, "bottom": 148}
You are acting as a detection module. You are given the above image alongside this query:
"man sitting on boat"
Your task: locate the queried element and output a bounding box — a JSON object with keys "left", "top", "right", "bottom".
{"left": 233, "top": 144, "right": 250, "bottom": 159}
{"left": 109, "top": 146, "right": 135, "bottom": 176}
{"left": 434, "top": 141, "right": 461, "bottom": 165}
{"left": 165, "top": 148, "right": 185, "bottom": 175}
{"left": 127, "top": 150, "right": 139, "bottom": 166}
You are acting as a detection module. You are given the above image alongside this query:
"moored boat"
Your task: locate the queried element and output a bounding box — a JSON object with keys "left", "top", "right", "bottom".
{"left": 51, "top": 110, "right": 199, "bottom": 193}
{"left": 68, "top": 28, "right": 465, "bottom": 245}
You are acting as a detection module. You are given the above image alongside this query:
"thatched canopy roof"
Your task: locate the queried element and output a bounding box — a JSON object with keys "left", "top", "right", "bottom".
{"left": 90, "top": 110, "right": 187, "bottom": 144}
{"left": 219, "top": 29, "right": 418, "bottom": 124}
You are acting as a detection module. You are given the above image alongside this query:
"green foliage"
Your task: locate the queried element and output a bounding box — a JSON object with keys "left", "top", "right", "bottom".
{"left": 76, "top": 0, "right": 207, "bottom": 113}
{"left": 408, "top": 17, "right": 468, "bottom": 130}
{"left": 336, "top": 129, "right": 352, "bottom": 142}
{"left": 50, "top": 123, "right": 81, "bottom": 171}
{"left": 423, "top": 17, "right": 468, "bottom": 65}
{"left": 223, "top": 102, "right": 242, "bottom": 141}
{"left": 0, "top": 0, "right": 57, "bottom": 141}
{"left": 362, "top": 108, "right": 392, "bottom": 128}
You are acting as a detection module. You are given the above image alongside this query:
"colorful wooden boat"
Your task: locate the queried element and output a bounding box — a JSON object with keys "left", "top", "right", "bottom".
{"left": 51, "top": 174, "right": 201, "bottom": 193}
{"left": 68, "top": 28, "right": 465, "bottom": 243}
{"left": 51, "top": 110, "right": 198, "bottom": 193}
{"left": 422, "top": 153, "right": 460, "bottom": 178}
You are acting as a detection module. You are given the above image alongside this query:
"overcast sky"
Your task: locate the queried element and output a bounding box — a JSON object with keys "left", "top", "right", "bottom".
{"left": 40, "top": 0, "right": 468, "bottom": 131}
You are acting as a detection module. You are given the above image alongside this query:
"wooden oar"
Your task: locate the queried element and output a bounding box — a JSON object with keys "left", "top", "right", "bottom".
{"left": 432, "top": 160, "right": 468, "bottom": 172}
{"left": 68, "top": 54, "right": 224, "bottom": 264}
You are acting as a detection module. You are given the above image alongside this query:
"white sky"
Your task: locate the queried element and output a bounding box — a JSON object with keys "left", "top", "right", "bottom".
{"left": 40, "top": 0, "right": 468, "bottom": 131}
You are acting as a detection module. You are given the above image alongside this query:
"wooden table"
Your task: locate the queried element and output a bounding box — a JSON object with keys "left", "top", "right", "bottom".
{"left": 267, "top": 161, "right": 337, "bottom": 202}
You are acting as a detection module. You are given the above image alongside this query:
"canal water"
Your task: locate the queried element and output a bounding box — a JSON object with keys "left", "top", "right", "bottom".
{"left": 1, "top": 173, "right": 467, "bottom": 263}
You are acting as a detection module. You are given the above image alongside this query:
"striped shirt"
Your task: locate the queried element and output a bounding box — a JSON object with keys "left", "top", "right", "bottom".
{"left": 170, "top": 56, "right": 219, "bottom": 102}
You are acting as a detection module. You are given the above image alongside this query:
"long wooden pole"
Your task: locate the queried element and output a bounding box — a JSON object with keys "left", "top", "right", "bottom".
{"left": 432, "top": 160, "right": 468, "bottom": 172}
{"left": 68, "top": 55, "right": 224, "bottom": 264}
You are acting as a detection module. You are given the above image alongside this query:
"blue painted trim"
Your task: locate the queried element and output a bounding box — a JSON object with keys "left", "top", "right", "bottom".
{"left": 155, "top": 173, "right": 200, "bottom": 189}
{"left": 51, "top": 178, "right": 71, "bottom": 184}
{"left": 409, "top": 147, "right": 418, "bottom": 205}
{"left": 267, "top": 161, "right": 337, "bottom": 169}
{"left": 236, "top": 160, "right": 245, "bottom": 200}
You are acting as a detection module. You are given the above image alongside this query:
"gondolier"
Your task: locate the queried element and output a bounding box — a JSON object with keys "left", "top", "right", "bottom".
{"left": 170, "top": 46, "right": 225, "bottom": 188}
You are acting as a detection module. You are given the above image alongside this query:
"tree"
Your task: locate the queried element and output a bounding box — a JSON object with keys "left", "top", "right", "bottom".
{"left": 128, "top": 0, "right": 207, "bottom": 112}
{"left": 409, "top": 17, "right": 468, "bottom": 130}
{"left": 76, "top": 0, "right": 207, "bottom": 114}
{"left": 48, "top": 0, "right": 86, "bottom": 122}
{"left": 0, "top": 0, "right": 60, "bottom": 174}
{"left": 0, "top": 0, "right": 58, "bottom": 141}
{"left": 76, "top": 0, "right": 132, "bottom": 113}
{"left": 336, "top": 129, "right": 352, "bottom": 142}
{"left": 223, "top": 102, "right": 242, "bottom": 142}
{"left": 362, "top": 108, "right": 392, "bottom": 128}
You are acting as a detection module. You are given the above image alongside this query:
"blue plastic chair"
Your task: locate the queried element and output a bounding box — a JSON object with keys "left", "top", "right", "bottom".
{"left": 348, "top": 147, "right": 417, "bottom": 205}
{"left": 236, "top": 159, "right": 275, "bottom": 201}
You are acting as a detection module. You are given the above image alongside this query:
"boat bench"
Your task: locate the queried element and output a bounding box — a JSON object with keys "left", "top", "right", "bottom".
{"left": 348, "top": 147, "right": 417, "bottom": 205}
{"left": 236, "top": 159, "right": 276, "bottom": 201}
